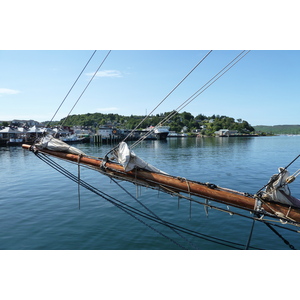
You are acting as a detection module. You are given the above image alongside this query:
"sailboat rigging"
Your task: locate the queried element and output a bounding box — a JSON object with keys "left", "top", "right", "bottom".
{"left": 22, "top": 50, "right": 300, "bottom": 249}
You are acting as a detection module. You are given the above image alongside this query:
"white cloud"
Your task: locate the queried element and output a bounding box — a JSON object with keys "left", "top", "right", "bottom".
{"left": 86, "top": 70, "right": 122, "bottom": 78}
{"left": 0, "top": 88, "right": 20, "bottom": 95}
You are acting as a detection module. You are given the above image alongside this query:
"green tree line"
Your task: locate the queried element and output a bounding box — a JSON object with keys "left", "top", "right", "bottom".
{"left": 253, "top": 125, "right": 300, "bottom": 135}
{"left": 55, "top": 111, "right": 255, "bottom": 136}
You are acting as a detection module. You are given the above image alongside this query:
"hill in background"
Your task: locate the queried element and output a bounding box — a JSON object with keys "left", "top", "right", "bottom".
{"left": 254, "top": 125, "right": 300, "bottom": 135}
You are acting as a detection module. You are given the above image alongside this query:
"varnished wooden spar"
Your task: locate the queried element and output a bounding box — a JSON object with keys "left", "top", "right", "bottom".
{"left": 22, "top": 144, "right": 300, "bottom": 224}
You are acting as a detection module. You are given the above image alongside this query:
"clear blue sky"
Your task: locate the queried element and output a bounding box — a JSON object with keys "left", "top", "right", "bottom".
{"left": 1, "top": 50, "right": 299, "bottom": 126}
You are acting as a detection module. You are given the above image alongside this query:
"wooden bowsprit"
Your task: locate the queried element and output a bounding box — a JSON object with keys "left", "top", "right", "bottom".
{"left": 22, "top": 143, "right": 300, "bottom": 225}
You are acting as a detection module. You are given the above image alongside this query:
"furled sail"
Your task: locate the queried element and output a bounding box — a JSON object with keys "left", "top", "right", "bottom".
{"left": 116, "top": 142, "right": 167, "bottom": 174}
{"left": 262, "top": 167, "right": 300, "bottom": 208}
{"left": 35, "top": 134, "right": 86, "bottom": 156}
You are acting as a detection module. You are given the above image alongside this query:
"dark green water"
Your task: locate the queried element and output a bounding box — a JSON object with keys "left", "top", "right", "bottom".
{"left": 1, "top": 136, "right": 300, "bottom": 250}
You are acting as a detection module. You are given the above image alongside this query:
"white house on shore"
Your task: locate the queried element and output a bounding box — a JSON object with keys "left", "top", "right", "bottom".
{"left": 214, "top": 129, "right": 238, "bottom": 137}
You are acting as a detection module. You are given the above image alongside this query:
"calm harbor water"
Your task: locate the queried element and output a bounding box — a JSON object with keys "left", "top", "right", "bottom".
{"left": 1, "top": 135, "right": 300, "bottom": 250}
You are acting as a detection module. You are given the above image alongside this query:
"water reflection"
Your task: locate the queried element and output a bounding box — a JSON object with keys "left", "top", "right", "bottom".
{"left": 1, "top": 136, "right": 300, "bottom": 249}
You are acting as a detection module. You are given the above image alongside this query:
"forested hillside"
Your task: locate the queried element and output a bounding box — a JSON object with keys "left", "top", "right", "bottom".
{"left": 254, "top": 125, "right": 300, "bottom": 135}
{"left": 55, "top": 111, "right": 255, "bottom": 136}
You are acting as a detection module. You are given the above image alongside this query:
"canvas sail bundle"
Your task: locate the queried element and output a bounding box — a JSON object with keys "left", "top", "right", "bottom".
{"left": 35, "top": 134, "right": 86, "bottom": 156}
{"left": 263, "top": 167, "right": 300, "bottom": 207}
{"left": 116, "top": 142, "right": 167, "bottom": 174}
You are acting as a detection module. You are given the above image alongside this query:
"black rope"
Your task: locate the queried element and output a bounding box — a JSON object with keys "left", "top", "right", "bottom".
{"left": 78, "top": 156, "right": 81, "bottom": 210}
{"left": 34, "top": 151, "right": 187, "bottom": 249}
{"left": 264, "top": 222, "right": 296, "bottom": 250}
{"left": 33, "top": 151, "right": 262, "bottom": 249}
{"left": 111, "top": 177, "right": 200, "bottom": 250}
{"left": 245, "top": 219, "right": 256, "bottom": 250}
{"left": 87, "top": 155, "right": 300, "bottom": 229}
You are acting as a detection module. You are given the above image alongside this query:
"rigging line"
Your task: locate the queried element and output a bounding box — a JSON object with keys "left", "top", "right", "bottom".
{"left": 174, "top": 51, "right": 250, "bottom": 114}
{"left": 53, "top": 151, "right": 300, "bottom": 233}
{"left": 34, "top": 152, "right": 259, "bottom": 249}
{"left": 256, "top": 153, "right": 300, "bottom": 195}
{"left": 164, "top": 51, "right": 250, "bottom": 120}
{"left": 143, "top": 50, "right": 249, "bottom": 143}
{"left": 100, "top": 163, "right": 300, "bottom": 228}
{"left": 60, "top": 50, "right": 112, "bottom": 128}
{"left": 35, "top": 152, "right": 187, "bottom": 249}
{"left": 264, "top": 222, "right": 296, "bottom": 250}
{"left": 121, "top": 50, "right": 213, "bottom": 144}
{"left": 244, "top": 218, "right": 256, "bottom": 250}
{"left": 79, "top": 154, "right": 300, "bottom": 228}
{"left": 75, "top": 169, "right": 260, "bottom": 248}
{"left": 75, "top": 151, "right": 300, "bottom": 228}
{"left": 77, "top": 154, "right": 82, "bottom": 210}
{"left": 130, "top": 51, "right": 250, "bottom": 148}
{"left": 46, "top": 50, "right": 97, "bottom": 129}
{"left": 110, "top": 177, "right": 199, "bottom": 250}
{"left": 154, "top": 51, "right": 248, "bottom": 132}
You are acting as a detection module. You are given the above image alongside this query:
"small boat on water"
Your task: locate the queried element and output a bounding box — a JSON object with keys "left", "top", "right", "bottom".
{"left": 146, "top": 126, "right": 169, "bottom": 140}
{"left": 60, "top": 134, "right": 88, "bottom": 144}
{"left": 7, "top": 138, "right": 24, "bottom": 146}
{"left": 168, "top": 131, "right": 188, "bottom": 137}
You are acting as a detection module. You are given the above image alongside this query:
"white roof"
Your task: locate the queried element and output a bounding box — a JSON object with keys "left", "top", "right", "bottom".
{"left": 28, "top": 125, "right": 44, "bottom": 133}
{"left": 0, "top": 127, "right": 17, "bottom": 133}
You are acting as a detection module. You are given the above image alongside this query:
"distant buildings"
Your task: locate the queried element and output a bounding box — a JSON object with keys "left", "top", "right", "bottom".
{"left": 214, "top": 129, "right": 238, "bottom": 137}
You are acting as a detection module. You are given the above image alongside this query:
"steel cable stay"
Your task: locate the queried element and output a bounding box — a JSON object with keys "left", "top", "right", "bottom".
{"left": 46, "top": 50, "right": 97, "bottom": 129}
{"left": 29, "top": 50, "right": 297, "bottom": 249}
{"left": 23, "top": 50, "right": 300, "bottom": 250}
{"left": 122, "top": 50, "right": 213, "bottom": 145}
{"left": 130, "top": 50, "right": 250, "bottom": 149}
{"left": 60, "top": 50, "right": 112, "bottom": 128}
{"left": 103, "top": 50, "right": 213, "bottom": 159}
{"left": 33, "top": 151, "right": 264, "bottom": 249}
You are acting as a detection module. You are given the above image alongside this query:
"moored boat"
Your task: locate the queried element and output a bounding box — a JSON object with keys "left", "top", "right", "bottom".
{"left": 60, "top": 134, "right": 88, "bottom": 144}
{"left": 146, "top": 126, "right": 169, "bottom": 140}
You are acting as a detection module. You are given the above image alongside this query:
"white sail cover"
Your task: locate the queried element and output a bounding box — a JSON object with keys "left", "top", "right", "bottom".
{"left": 264, "top": 167, "right": 300, "bottom": 207}
{"left": 117, "top": 142, "right": 167, "bottom": 174}
{"left": 35, "top": 134, "right": 86, "bottom": 156}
